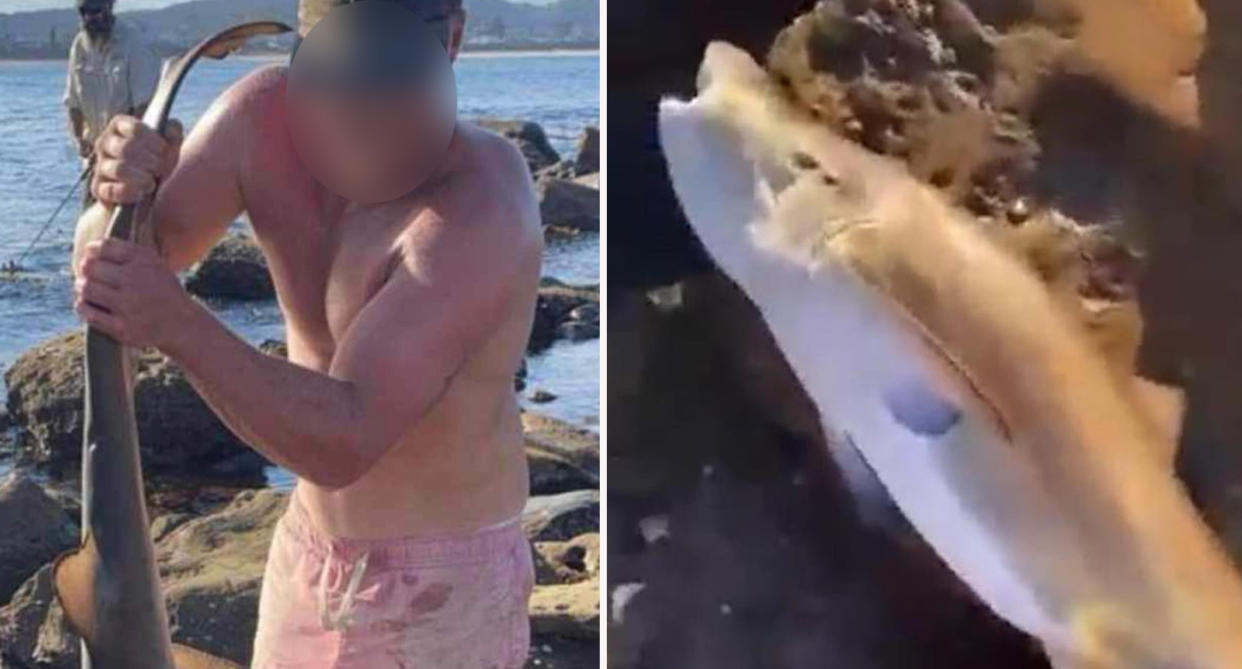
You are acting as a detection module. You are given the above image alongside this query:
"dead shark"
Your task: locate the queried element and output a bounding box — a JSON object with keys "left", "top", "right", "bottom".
{"left": 658, "top": 42, "right": 1242, "bottom": 669}
{"left": 51, "top": 21, "right": 291, "bottom": 669}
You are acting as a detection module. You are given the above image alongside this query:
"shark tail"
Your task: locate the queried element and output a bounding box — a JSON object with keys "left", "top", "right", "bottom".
{"left": 50, "top": 533, "right": 101, "bottom": 651}
{"left": 51, "top": 533, "right": 243, "bottom": 669}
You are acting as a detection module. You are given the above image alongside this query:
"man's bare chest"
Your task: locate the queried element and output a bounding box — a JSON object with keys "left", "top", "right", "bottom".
{"left": 244, "top": 189, "right": 409, "bottom": 351}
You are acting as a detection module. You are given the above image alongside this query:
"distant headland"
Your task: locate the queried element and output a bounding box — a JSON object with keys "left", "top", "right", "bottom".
{"left": 0, "top": 0, "right": 599, "bottom": 60}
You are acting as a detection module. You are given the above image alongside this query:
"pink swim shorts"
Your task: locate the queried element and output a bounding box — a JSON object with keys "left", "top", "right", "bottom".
{"left": 250, "top": 492, "right": 534, "bottom": 668}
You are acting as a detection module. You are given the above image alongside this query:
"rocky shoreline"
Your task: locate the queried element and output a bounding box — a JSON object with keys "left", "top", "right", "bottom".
{"left": 0, "top": 449, "right": 600, "bottom": 668}
{"left": 0, "top": 120, "right": 600, "bottom": 668}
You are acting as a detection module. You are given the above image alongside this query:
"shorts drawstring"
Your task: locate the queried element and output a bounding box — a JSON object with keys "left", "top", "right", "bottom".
{"left": 317, "top": 545, "right": 370, "bottom": 631}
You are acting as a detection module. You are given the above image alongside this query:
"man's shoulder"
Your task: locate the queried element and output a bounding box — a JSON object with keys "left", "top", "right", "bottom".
{"left": 398, "top": 129, "right": 542, "bottom": 263}
{"left": 451, "top": 123, "right": 538, "bottom": 212}
{"left": 68, "top": 31, "right": 85, "bottom": 58}
{"left": 459, "top": 121, "right": 533, "bottom": 179}
{"left": 211, "top": 65, "right": 287, "bottom": 126}
{"left": 226, "top": 65, "right": 287, "bottom": 104}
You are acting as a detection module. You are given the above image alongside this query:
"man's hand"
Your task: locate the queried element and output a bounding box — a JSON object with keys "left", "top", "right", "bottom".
{"left": 74, "top": 238, "right": 194, "bottom": 350}
{"left": 91, "top": 115, "right": 184, "bottom": 206}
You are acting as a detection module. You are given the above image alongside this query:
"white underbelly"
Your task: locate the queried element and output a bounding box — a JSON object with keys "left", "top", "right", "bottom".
{"left": 747, "top": 258, "right": 1079, "bottom": 647}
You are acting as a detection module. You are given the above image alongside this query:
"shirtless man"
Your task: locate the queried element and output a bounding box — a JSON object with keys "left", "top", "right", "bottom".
{"left": 71, "top": 1, "right": 542, "bottom": 666}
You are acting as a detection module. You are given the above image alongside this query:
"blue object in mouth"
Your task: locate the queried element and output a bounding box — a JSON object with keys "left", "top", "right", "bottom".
{"left": 883, "top": 378, "right": 962, "bottom": 438}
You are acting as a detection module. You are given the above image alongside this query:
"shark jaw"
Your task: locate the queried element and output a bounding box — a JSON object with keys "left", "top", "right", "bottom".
{"left": 659, "top": 41, "right": 1242, "bottom": 669}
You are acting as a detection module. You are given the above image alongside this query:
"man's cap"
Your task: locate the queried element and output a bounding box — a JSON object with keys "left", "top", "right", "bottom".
{"left": 289, "top": 1, "right": 454, "bottom": 93}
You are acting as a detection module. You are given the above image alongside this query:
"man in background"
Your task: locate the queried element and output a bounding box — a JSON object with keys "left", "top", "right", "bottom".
{"left": 64, "top": 0, "right": 160, "bottom": 204}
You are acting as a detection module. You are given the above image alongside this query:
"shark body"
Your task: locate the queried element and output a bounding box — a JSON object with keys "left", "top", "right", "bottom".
{"left": 51, "top": 22, "right": 291, "bottom": 669}
{"left": 659, "top": 42, "right": 1242, "bottom": 669}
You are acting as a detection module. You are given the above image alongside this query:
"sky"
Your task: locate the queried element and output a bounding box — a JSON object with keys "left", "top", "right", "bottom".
{"left": 2, "top": 0, "right": 556, "bottom": 12}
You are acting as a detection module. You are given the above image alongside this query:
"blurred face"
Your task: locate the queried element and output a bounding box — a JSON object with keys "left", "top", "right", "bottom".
{"left": 286, "top": 82, "right": 458, "bottom": 204}
{"left": 79, "top": 0, "right": 115, "bottom": 39}
{"left": 287, "top": 1, "right": 460, "bottom": 203}
{"left": 297, "top": 4, "right": 467, "bottom": 61}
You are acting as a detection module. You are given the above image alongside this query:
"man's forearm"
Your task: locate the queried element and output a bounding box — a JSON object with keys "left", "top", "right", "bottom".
{"left": 163, "top": 298, "right": 369, "bottom": 489}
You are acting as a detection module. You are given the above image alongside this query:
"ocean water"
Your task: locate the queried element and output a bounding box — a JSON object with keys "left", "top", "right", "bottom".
{"left": 0, "top": 51, "right": 600, "bottom": 486}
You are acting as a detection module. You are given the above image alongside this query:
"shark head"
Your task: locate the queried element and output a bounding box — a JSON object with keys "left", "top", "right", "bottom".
{"left": 658, "top": 42, "right": 903, "bottom": 291}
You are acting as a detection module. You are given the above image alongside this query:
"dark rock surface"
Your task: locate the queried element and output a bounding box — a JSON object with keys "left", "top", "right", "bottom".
{"left": 4, "top": 332, "right": 267, "bottom": 482}
{"left": 0, "top": 476, "right": 76, "bottom": 606}
{"left": 524, "top": 634, "right": 599, "bottom": 669}
{"left": 530, "top": 279, "right": 600, "bottom": 353}
{"left": 157, "top": 489, "right": 286, "bottom": 664}
{"left": 523, "top": 412, "right": 600, "bottom": 475}
{"left": 530, "top": 577, "right": 598, "bottom": 640}
{"left": 184, "top": 234, "right": 275, "bottom": 302}
{"left": 534, "top": 533, "right": 599, "bottom": 586}
{"left": 529, "top": 388, "right": 558, "bottom": 404}
{"left": 574, "top": 126, "right": 600, "bottom": 175}
{"left": 523, "top": 489, "right": 600, "bottom": 542}
{"left": 538, "top": 176, "right": 600, "bottom": 237}
{"left": 0, "top": 564, "right": 60, "bottom": 667}
{"left": 528, "top": 447, "right": 598, "bottom": 496}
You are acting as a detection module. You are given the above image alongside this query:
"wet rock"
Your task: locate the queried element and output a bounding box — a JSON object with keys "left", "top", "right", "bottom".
{"left": 529, "top": 280, "right": 600, "bottom": 352}
{"left": 533, "top": 533, "right": 599, "bottom": 585}
{"left": 1, "top": 484, "right": 602, "bottom": 667}
{"left": 528, "top": 448, "right": 597, "bottom": 496}
{"left": 538, "top": 177, "right": 600, "bottom": 238}
{"left": 147, "top": 481, "right": 256, "bottom": 520}
{"left": 536, "top": 161, "right": 578, "bottom": 181}
{"left": 184, "top": 234, "right": 275, "bottom": 302}
{"left": 258, "top": 339, "right": 288, "bottom": 359}
{"left": 574, "top": 126, "right": 600, "bottom": 175}
{"left": 523, "top": 412, "right": 599, "bottom": 475}
{"left": 0, "top": 564, "right": 63, "bottom": 667}
{"left": 515, "top": 359, "right": 529, "bottom": 393}
{"left": 525, "top": 634, "right": 599, "bottom": 669}
{"left": 4, "top": 332, "right": 267, "bottom": 482}
{"left": 529, "top": 389, "right": 558, "bottom": 404}
{"left": 0, "top": 490, "right": 286, "bottom": 668}
{"left": 477, "top": 119, "right": 562, "bottom": 174}
{"left": 529, "top": 577, "right": 600, "bottom": 640}
{"left": 156, "top": 489, "right": 287, "bottom": 664}
{"left": 0, "top": 475, "right": 77, "bottom": 606}
{"left": 150, "top": 512, "right": 193, "bottom": 544}
{"left": 523, "top": 490, "right": 600, "bottom": 541}
{"left": 558, "top": 301, "right": 600, "bottom": 342}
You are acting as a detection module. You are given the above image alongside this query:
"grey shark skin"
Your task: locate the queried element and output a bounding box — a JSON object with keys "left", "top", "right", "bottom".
{"left": 51, "top": 21, "right": 291, "bottom": 669}
{"left": 658, "top": 42, "right": 1242, "bottom": 669}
